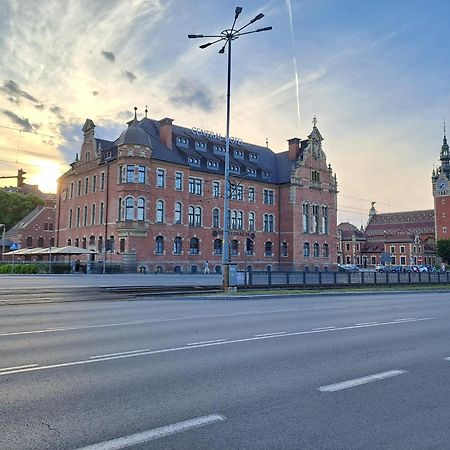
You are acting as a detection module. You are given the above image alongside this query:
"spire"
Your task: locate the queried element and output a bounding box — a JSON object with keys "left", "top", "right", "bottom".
{"left": 145, "top": 105, "right": 148, "bottom": 118}
{"left": 266, "top": 137, "right": 268, "bottom": 148}
{"left": 312, "top": 116, "right": 318, "bottom": 128}
{"left": 133, "top": 106, "right": 138, "bottom": 121}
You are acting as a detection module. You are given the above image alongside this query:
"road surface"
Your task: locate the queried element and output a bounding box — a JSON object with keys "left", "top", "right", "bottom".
{"left": 0, "top": 291, "right": 449, "bottom": 449}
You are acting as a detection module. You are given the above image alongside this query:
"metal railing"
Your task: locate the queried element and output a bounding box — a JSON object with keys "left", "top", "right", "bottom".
{"left": 241, "top": 270, "right": 450, "bottom": 287}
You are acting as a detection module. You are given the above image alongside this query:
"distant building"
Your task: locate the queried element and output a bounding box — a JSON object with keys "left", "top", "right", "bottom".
{"left": 338, "top": 204, "right": 436, "bottom": 267}
{"left": 432, "top": 130, "right": 450, "bottom": 241}
{"left": 55, "top": 112, "right": 338, "bottom": 273}
{"left": 5, "top": 199, "right": 56, "bottom": 256}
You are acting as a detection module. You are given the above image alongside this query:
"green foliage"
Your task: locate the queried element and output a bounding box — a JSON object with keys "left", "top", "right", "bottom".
{"left": 0, "top": 190, "right": 44, "bottom": 230}
{"left": 436, "top": 239, "right": 450, "bottom": 264}
{"left": 0, "top": 263, "right": 39, "bottom": 274}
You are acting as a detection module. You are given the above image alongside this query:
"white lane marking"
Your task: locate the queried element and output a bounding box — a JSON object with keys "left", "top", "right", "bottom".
{"left": 0, "top": 364, "right": 38, "bottom": 372}
{"left": 445, "top": 357, "right": 450, "bottom": 361}
{"left": 90, "top": 349, "right": 151, "bottom": 359}
{"left": 76, "top": 414, "right": 226, "bottom": 450}
{"left": 253, "top": 332, "right": 287, "bottom": 337}
{"left": 312, "top": 326, "right": 336, "bottom": 331}
{"left": 187, "top": 339, "right": 226, "bottom": 346}
{"left": 393, "top": 318, "right": 416, "bottom": 322}
{"left": 0, "top": 317, "right": 435, "bottom": 377}
{"left": 355, "top": 322, "right": 378, "bottom": 326}
{"left": 0, "top": 307, "right": 306, "bottom": 338}
{"left": 318, "top": 370, "right": 407, "bottom": 392}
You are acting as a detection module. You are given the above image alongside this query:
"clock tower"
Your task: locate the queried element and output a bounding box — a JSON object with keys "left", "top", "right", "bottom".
{"left": 433, "top": 128, "right": 450, "bottom": 240}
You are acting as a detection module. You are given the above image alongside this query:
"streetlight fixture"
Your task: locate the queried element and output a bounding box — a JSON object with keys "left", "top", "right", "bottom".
{"left": 188, "top": 6, "right": 272, "bottom": 290}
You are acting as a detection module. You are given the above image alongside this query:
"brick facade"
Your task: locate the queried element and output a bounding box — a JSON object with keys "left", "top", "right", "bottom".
{"left": 56, "top": 113, "right": 338, "bottom": 273}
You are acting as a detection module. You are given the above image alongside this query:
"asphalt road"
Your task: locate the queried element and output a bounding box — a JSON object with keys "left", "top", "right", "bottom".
{"left": 0, "top": 291, "right": 449, "bottom": 449}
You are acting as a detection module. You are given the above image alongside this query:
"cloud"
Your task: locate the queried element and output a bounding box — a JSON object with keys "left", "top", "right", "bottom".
{"left": 101, "top": 50, "right": 116, "bottom": 62}
{"left": 50, "top": 105, "right": 64, "bottom": 119}
{"left": 123, "top": 70, "right": 137, "bottom": 83}
{"left": 92, "top": 91, "right": 99, "bottom": 96}
{"left": 1, "top": 80, "right": 39, "bottom": 103}
{"left": 2, "top": 110, "right": 34, "bottom": 131}
{"left": 7, "top": 96, "right": 19, "bottom": 104}
{"left": 169, "top": 78, "right": 216, "bottom": 112}
{"left": 116, "top": 110, "right": 133, "bottom": 121}
{"left": 35, "top": 103, "right": 45, "bottom": 110}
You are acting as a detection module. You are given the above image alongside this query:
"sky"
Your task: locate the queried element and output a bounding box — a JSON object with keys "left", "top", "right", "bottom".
{"left": 0, "top": 0, "right": 449, "bottom": 226}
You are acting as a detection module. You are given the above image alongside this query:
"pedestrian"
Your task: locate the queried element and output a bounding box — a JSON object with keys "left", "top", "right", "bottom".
{"left": 203, "top": 260, "right": 210, "bottom": 274}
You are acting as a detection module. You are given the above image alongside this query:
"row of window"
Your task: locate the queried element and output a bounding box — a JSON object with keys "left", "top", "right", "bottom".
{"left": 303, "top": 243, "right": 330, "bottom": 258}
{"left": 302, "top": 204, "right": 329, "bottom": 234}
{"left": 68, "top": 203, "right": 105, "bottom": 228}
{"left": 66, "top": 173, "right": 106, "bottom": 199}
{"left": 341, "top": 243, "right": 424, "bottom": 254}
{"left": 25, "top": 236, "right": 55, "bottom": 248}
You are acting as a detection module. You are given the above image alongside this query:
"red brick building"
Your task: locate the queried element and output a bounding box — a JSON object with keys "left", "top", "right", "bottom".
{"left": 433, "top": 131, "right": 450, "bottom": 241}
{"left": 55, "top": 112, "right": 338, "bottom": 273}
{"left": 338, "top": 205, "right": 436, "bottom": 268}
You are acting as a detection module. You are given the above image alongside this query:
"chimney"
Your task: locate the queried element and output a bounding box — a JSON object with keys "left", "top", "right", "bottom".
{"left": 287, "top": 137, "right": 300, "bottom": 161}
{"left": 159, "top": 117, "right": 174, "bottom": 149}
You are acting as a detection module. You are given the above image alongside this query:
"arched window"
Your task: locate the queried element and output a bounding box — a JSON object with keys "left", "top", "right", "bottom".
{"left": 214, "top": 238, "right": 222, "bottom": 255}
{"left": 137, "top": 198, "right": 145, "bottom": 221}
{"left": 304, "top": 242, "right": 310, "bottom": 257}
{"left": 231, "top": 210, "right": 237, "bottom": 229}
{"left": 248, "top": 212, "right": 255, "bottom": 231}
{"left": 321, "top": 206, "right": 328, "bottom": 234}
{"left": 100, "top": 202, "right": 105, "bottom": 224}
{"left": 313, "top": 242, "right": 320, "bottom": 257}
{"left": 67, "top": 239, "right": 72, "bottom": 246}
{"left": 265, "top": 241, "right": 273, "bottom": 256}
{"left": 98, "top": 236, "right": 103, "bottom": 253}
{"left": 75, "top": 238, "right": 79, "bottom": 247}
{"left": 194, "top": 207, "right": 202, "bottom": 227}
{"left": 86, "top": 151, "right": 90, "bottom": 162}
{"left": 83, "top": 205, "right": 88, "bottom": 226}
{"left": 323, "top": 243, "right": 329, "bottom": 257}
{"left": 125, "top": 197, "right": 134, "bottom": 220}
{"left": 237, "top": 211, "right": 243, "bottom": 230}
{"left": 156, "top": 200, "right": 165, "bottom": 223}
{"left": 49, "top": 223, "right": 54, "bottom": 231}
{"left": 212, "top": 208, "right": 220, "bottom": 228}
{"left": 188, "top": 206, "right": 195, "bottom": 226}
{"left": 246, "top": 238, "right": 254, "bottom": 255}
{"left": 302, "top": 203, "right": 309, "bottom": 233}
{"left": 174, "top": 202, "right": 182, "bottom": 224}
{"left": 190, "top": 238, "right": 200, "bottom": 254}
{"left": 282, "top": 242, "right": 288, "bottom": 256}
{"left": 173, "top": 237, "right": 182, "bottom": 254}
{"left": 91, "top": 204, "right": 96, "bottom": 225}
{"left": 263, "top": 214, "right": 274, "bottom": 232}
{"left": 38, "top": 236, "right": 44, "bottom": 247}
{"left": 82, "top": 237, "right": 87, "bottom": 249}
{"left": 76, "top": 207, "right": 80, "bottom": 227}
{"left": 89, "top": 235, "right": 95, "bottom": 246}
{"left": 231, "top": 239, "right": 239, "bottom": 256}
{"left": 155, "top": 236, "right": 164, "bottom": 254}
{"left": 108, "top": 235, "right": 115, "bottom": 252}
{"left": 44, "top": 222, "right": 48, "bottom": 230}
{"left": 312, "top": 205, "right": 319, "bottom": 233}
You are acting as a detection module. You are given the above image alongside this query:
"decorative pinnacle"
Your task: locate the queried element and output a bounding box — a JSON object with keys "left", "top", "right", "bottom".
{"left": 312, "top": 116, "right": 318, "bottom": 127}
{"left": 134, "top": 106, "right": 137, "bottom": 120}
{"left": 145, "top": 105, "right": 148, "bottom": 118}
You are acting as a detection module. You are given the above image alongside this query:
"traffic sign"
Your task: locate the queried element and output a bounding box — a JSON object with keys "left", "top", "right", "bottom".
{"left": 10, "top": 243, "right": 18, "bottom": 250}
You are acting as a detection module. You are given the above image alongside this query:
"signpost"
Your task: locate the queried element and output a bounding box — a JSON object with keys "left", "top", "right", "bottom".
{"left": 10, "top": 243, "right": 19, "bottom": 274}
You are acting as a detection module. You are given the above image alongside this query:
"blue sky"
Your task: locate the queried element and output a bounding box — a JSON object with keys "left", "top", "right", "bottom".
{"left": 0, "top": 0, "right": 449, "bottom": 226}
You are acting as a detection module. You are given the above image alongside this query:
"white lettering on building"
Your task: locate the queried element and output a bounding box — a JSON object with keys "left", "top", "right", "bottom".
{"left": 191, "top": 127, "right": 244, "bottom": 146}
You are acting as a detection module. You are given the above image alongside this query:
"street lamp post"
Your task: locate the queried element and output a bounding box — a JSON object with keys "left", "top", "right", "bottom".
{"left": 189, "top": 6, "right": 271, "bottom": 290}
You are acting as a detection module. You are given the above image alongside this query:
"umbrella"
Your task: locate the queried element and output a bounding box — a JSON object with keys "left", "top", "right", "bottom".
{"left": 51, "top": 246, "right": 96, "bottom": 255}
{"left": 3, "top": 247, "right": 46, "bottom": 255}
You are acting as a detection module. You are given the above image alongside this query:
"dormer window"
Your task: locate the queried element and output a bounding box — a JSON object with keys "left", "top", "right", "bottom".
{"left": 176, "top": 136, "right": 189, "bottom": 148}
{"left": 188, "top": 157, "right": 201, "bottom": 166}
{"left": 234, "top": 149, "right": 244, "bottom": 159}
{"left": 195, "top": 141, "right": 206, "bottom": 150}
{"left": 250, "top": 153, "right": 258, "bottom": 160}
{"left": 246, "top": 168, "right": 256, "bottom": 177}
{"left": 229, "top": 164, "right": 240, "bottom": 173}
{"left": 213, "top": 145, "right": 225, "bottom": 153}
{"left": 105, "top": 151, "right": 112, "bottom": 159}
{"left": 207, "top": 161, "right": 219, "bottom": 169}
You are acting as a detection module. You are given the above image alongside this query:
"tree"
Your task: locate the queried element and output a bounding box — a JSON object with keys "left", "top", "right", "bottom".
{"left": 436, "top": 239, "right": 450, "bottom": 264}
{"left": 0, "top": 190, "right": 45, "bottom": 230}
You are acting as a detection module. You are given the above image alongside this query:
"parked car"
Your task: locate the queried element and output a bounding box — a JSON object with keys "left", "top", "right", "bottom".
{"left": 338, "top": 264, "right": 359, "bottom": 272}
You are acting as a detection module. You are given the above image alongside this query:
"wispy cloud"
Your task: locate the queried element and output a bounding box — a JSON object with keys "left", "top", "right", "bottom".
{"left": 169, "top": 79, "right": 217, "bottom": 112}
{"left": 1, "top": 80, "right": 39, "bottom": 103}
{"left": 2, "top": 110, "right": 34, "bottom": 131}
{"left": 123, "top": 70, "right": 137, "bottom": 83}
{"left": 101, "top": 50, "right": 116, "bottom": 63}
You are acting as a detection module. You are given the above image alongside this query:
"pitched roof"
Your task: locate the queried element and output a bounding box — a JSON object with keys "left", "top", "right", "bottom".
{"left": 337, "top": 222, "right": 366, "bottom": 240}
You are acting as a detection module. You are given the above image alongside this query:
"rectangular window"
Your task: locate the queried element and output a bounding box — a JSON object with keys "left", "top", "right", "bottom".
{"left": 346, "top": 243, "right": 350, "bottom": 251}
{"left": 138, "top": 165, "right": 146, "bottom": 184}
{"left": 92, "top": 175, "right": 97, "bottom": 193}
{"left": 70, "top": 182, "right": 74, "bottom": 198}
{"left": 100, "top": 202, "right": 104, "bottom": 224}
{"left": 390, "top": 246, "right": 395, "bottom": 253}
{"left": 100, "top": 172, "right": 105, "bottom": 191}
{"left": 400, "top": 256, "right": 406, "bottom": 265}
{"left": 400, "top": 246, "right": 405, "bottom": 253}
{"left": 212, "top": 181, "right": 220, "bottom": 198}
{"left": 83, "top": 205, "right": 88, "bottom": 226}
{"left": 371, "top": 256, "right": 376, "bottom": 264}
{"left": 237, "top": 185, "right": 243, "bottom": 201}
{"left": 68, "top": 209, "right": 73, "bottom": 228}
{"left": 91, "top": 204, "right": 96, "bottom": 225}
{"left": 188, "top": 177, "right": 203, "bottom": 195}
{"left": 175, "top": 172, "right": 183, "bottom": 190}
{"left": 263, "top": 189, "right": 274, "bottom": 205}
{"left": 84, "top": 177, "right": 89, "bottom": 195}
{"left": 157, "top": 169, "right": 165, "bottom": 188}
{"left": 77, "top": 180, "right": 81, "bottom": 196}
{"left": 248, "top": 187, "right": 255, "bottom": 203}
{"left": 127, "top": 165, "right": 134, "bottom": 183}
